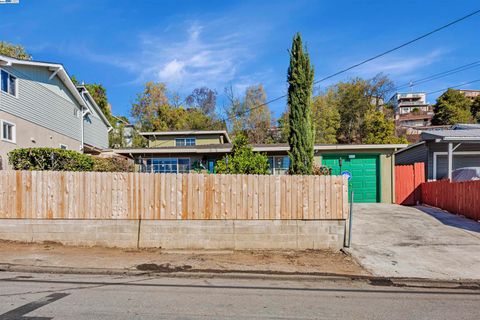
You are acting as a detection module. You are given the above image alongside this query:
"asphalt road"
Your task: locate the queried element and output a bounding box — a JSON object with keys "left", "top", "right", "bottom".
{"left": 0, "top": 272, "right": 479, "bottom": 320}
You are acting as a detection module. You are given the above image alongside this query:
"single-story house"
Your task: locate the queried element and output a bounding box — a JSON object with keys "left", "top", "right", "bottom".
{"left": 111, "top": 130, "right": 407, "bottom": 203}
{"left": 395, "top": 128, "right": 480, "bottom": 180}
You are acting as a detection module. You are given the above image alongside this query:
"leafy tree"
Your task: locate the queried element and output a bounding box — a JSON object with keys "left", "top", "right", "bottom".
{"left": 365, "top": 73, "right": 395, "bottom": 110}
{"left": 85, "top": 83, "right": 113, "bottom": 123}
{"left": 335, "top": 78, "right": 370, "bottom": 143}
{"left": 287, "top": 33, "right": 315, "bottom": 175}
{"left": 131, "top": 82, "right": 170, "bottom": 131}
{"left": 108, "top": 122, "right": 147, "bottom": 148}
{"left": 244, "top": 84, "right": 271, "bottom": 143}
{"left": 186, "top": 87, "right": 217, "bottom": 116}
{"left": 131, "top": 82, "right": 225, "bottom": 132}
{"left": 225, "top": 84, "right": 272, "bottom": 144}
{"left": 215, "top": 133, "right": 270, "bottom": 174}
{"left": 432, "top": 89, "right": 473, "bottom": 125}
{"left": 0, "top": 41, "right": 31, "bottom": 60}
{"left": 71, "top": 76, "right": 115, "bottom": 126}
{"left": 275, "top": 111, "right": 289, "bottom": 143}
{"left": 470, "top": 95, "right": 480, "bottom": 123}
{"left": 333, "top": 74, "right": 395, "bottom": 143}
{"left": 312, "top": 90, "right": 340, "bottom": 144}
{"left": 361, "top": 111, "right": 407, "bottom": 144}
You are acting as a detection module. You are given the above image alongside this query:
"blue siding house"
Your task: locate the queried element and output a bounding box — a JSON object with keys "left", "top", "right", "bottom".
{"left": 0, "top": 54, "right": 112, "bottom": 169}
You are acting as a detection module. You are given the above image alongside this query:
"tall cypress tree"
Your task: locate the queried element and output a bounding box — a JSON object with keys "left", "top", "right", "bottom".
{"left": 287, "top": 33, "right": 315, "bottom": 175}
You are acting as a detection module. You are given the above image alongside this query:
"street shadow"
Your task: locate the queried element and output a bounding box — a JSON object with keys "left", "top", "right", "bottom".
{"left": 415, "top": 206, "right": 480, "bottom": 234}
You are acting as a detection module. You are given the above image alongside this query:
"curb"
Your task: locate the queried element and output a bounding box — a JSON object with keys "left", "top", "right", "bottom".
{"left": 1, "top": 263, "right": 479, "bottom": 290}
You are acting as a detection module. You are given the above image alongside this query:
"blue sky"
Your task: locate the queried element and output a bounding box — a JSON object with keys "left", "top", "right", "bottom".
{"left": 1, "top": 0, "right": 479, "bottom": 121}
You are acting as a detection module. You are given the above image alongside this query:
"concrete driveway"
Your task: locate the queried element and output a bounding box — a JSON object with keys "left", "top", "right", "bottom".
{"left": 348, "top": 204, "right": 480, "bottom": 280}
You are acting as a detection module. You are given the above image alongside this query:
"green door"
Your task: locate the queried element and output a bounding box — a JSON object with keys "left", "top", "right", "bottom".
{"left": 322, "top": 155, "right": 379, "bottom": 203}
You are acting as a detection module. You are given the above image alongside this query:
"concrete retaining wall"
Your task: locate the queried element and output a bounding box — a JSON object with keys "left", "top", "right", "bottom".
{"left": 0, "top": 220, "right": 345, "bottom": 250}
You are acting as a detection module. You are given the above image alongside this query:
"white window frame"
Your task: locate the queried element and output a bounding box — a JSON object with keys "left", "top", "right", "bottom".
{"left": 269, "top": 155, "right": 290, "bottom": 175}
{"left": 175, "top": 137, "right": 196, "bottom": 147}
{"left": 0, "top": 69, "right": 18, "bottom": 98}
{"left": 59, "top": 144, "right": 68, "bottom": 150}
{"left": 1, "top": 119, "right": 16, "bottom": 143}
{"left": 432, "top": 151, "right": 480, "bottom": 180}
{"left": 143, "top": 157, "right": 191, "bottom": 173}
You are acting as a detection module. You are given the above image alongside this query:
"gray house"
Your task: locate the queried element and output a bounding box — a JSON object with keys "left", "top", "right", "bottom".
{"left": 395, "top": 128, "right": 480, "bottom": 180}
{"left": 0, "top": 54, "right": 112, "bottom": 169}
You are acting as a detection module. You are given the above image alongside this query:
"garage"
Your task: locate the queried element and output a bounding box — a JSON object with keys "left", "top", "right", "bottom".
{"left": 322, "top": 154, "right": 379, "bottom": 203}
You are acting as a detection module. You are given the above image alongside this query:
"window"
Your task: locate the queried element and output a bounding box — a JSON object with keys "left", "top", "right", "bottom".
{"left": 175, "top": 137, "right": 196, "bottom": 146}
{"left": 143, "top": 158, "right": 190, "bottom": 173}
{"left": 178, "top": 159, "right": 190, "bottom": 173}
{"left": 1, "top": 120, "right": 16, "bottom": 143}
{"left": 268, "top": 156, "right": 290, "bottom": 175}
{"left": 1, "top": 70, "right": 17, "bottom": 97}
{"left": 59, "top": 144, "right": 68, "bottom": 150}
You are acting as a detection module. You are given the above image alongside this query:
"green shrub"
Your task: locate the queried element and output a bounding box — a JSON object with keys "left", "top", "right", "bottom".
{"left": 8, "top": 148, "right": 94, "bottom": 171}
{"left": 92, "top": 156, "right": 134, "bottom": 172}
{"left": 215, "top": 133, "right": 270, "bottom": 175}
{"left": 312, "top": 165, "right": 332, "bottom": 175}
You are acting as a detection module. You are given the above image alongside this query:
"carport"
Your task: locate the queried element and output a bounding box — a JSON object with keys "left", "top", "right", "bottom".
{"left": 396, "top": 129, "right": 480, "bottom": 180}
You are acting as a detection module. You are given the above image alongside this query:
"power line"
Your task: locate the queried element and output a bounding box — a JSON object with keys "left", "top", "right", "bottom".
{"left": 396, "top": 60, "right": 480, "bottom": 90}
{"left": 426, "top": 79, "right": 480, "bottom": 94}
{"left": 223, "top": 9, "right": 480, "bottom": 122}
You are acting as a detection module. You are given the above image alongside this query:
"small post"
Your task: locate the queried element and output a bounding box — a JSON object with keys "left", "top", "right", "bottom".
{"left": 344, "top": 191, "right": 354, "bottom": 248}
{"left": 447, "top": 142, "right": 453, "bottom": 181}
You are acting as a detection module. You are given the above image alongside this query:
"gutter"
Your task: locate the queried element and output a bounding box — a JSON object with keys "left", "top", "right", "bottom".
{"left": 80, "top": 90, "right": 92, "bottom": 152}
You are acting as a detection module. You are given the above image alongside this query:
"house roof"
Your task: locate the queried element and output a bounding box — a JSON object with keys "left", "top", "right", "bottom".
{"left": 139, "top": 130, "right": 231, "bottom": 143}
{"left": 394, "top": 141, "right": 426, "bottom": 155}
{"left": 111, "top": 143, "right": 407, "bottom": 155}
{"left": 421, "top": 129, "right": 480, "bottom": 142}
{"left": 0, "top": 54, "right": 111, "bottom": 129}
{"left": 451, "top": 123, "right": 480, "bottom": 130}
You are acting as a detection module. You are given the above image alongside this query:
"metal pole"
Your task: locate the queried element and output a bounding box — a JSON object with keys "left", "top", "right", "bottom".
{"left": 447, "top": 142, "right": 453, "bottom": 181}
{"left": 345, "top": 191, "right": 354, "bottom": 248}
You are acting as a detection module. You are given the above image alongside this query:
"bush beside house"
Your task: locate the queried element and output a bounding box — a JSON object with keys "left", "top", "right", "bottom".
{"left": 92, "top": 156, "right": 134, "bottom": 172}
{"left": 215, "top": 134, "right": 270, "bottom": 175}
{"left": 8, "top": 148, "right": 133, "bottom": 172}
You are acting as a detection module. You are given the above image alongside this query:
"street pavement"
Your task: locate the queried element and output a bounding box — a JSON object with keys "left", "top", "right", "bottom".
{"left": 348, "top": 204, "right": 480, "bottom": 280}
{"left": 0, "top": 272, "right": 479, "bottom": 319}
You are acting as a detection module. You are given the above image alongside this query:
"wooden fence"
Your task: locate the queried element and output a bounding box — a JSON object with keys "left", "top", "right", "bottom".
{"left": 421, "top": 180, "right": 480, "bottom": 221}
{"left": 0, "top": 171, "right": 348, "bottom": 220}
{"left": 395, "top": 163, "right": 425, "bottom": 205}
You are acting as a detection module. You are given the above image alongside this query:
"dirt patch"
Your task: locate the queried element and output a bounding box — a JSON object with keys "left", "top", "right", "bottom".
{"left": 136, "top": 263, "right": 192, "bottom": 272}
{"left": 0, "top": 240, "right": 368, "bottom": 276}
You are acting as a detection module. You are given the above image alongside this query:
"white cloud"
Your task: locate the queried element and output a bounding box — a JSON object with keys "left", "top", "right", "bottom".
{"left": 353, "top": 48, "right": 447, "bottom": 77}
{"left": 157, "top": 59, "right": 185, "bottom": 81}
{"left": 78, "top": 20, "right": 256, "bottom": 91}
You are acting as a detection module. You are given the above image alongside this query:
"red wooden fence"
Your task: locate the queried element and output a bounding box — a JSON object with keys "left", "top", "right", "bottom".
{"left": 395, "top": 163, "right": 425, "bottom": 205}
{"left": 421, "top": 180, "right": 480, "bottom": 221}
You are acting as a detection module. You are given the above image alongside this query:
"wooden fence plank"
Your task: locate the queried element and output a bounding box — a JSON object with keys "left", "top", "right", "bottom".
{"left": 0, "top": 171, "right": 350, "bottom": 221}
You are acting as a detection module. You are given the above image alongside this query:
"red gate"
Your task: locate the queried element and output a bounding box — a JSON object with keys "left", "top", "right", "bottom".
{"left": 395, "top": 162, "right": 425, "bottom": 205}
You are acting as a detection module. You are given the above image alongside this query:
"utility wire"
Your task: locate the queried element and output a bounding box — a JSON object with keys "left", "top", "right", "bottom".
{"left": 222, "top": 9, "right": 480, "bottom": 122}
{"left": 396, "top": 60, "right": 480, "bottom": 90}
{"left": 426, "top": 79, "right": 480, "bottom": 94}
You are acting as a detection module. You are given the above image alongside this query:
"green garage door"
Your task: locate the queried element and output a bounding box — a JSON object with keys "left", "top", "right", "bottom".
{"left": 322, "top": 155, "right": 379, "bottom": 203}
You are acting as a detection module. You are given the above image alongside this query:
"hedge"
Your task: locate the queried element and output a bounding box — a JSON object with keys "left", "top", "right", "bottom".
{"left": 8, "top": 148, "right": 94, "bottom": 171}
{"left": 8, "top": 148, "right": 132, "bottom": 172}
{"left": 92, "top": 156, "right": 134, "bottom": 172}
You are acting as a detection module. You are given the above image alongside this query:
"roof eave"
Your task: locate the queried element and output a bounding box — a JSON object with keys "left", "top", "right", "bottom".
{"left": 0, "top": 54, "right": 87, "bottom": 110}
{"left": 77, "top": 86, "right": 113, "bottom": 129}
